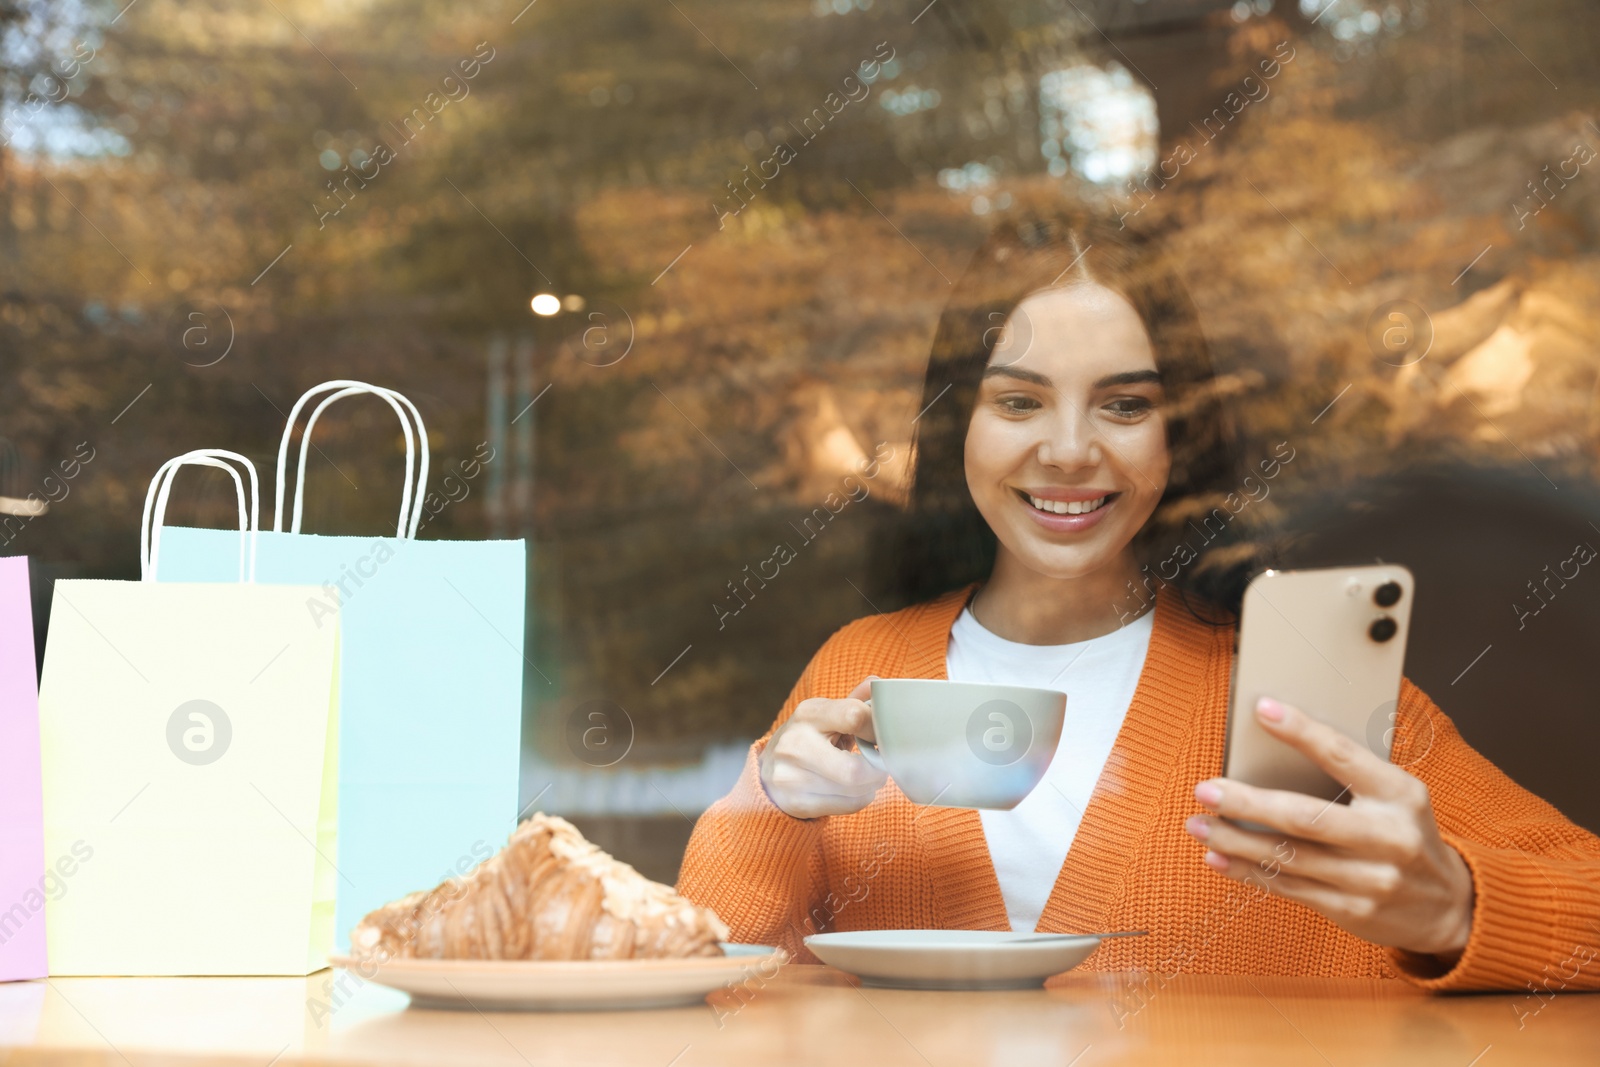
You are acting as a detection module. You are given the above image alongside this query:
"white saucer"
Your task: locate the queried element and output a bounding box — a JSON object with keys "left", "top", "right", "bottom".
{"left": 328, "top": 943, "right": 783, "bottom": 1011}
{"left": 804, "top": 930, "right": 1105, "bottom": 990}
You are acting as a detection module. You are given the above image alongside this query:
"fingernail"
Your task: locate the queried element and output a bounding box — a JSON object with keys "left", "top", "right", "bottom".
{"left": 1185, "top": 815, "right": 1210, "bottom": 840}
{"left": 1203, "top": 850, "right": 1230, "bottom": 871}
{"left": 1195, "top": 781, "right": 1223, "bottom": 806}
{"left": 1256, "top": 697, "right": 1285, "bottom": 722}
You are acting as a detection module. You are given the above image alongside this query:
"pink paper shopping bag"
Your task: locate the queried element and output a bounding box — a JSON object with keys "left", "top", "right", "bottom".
{"left": 0, "top": 556, "right": 46, "bottom": 981}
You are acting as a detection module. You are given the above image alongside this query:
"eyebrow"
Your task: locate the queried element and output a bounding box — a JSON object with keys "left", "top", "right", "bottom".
{"left": 981, "top": 366, "right": 1164, "bottom": 389}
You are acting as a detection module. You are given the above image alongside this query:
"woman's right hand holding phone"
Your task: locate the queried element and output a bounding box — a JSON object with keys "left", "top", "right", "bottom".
{"left": 759, "top": 677, "right": 887, "bottom": 819}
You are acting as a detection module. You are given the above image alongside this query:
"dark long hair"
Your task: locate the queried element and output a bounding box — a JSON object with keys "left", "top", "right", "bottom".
{"left": 876, "top": 209, "right": 1257, "bottom": 622}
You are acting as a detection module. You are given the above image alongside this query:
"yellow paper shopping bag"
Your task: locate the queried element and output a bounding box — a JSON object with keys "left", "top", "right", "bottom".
{"left": 39, "top": 450, "right": 340, "bottom": 976}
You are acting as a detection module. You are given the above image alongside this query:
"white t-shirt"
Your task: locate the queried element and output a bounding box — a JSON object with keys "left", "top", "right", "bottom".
{"left": 945, "top": 605, "right": 1154, "bottom": 932}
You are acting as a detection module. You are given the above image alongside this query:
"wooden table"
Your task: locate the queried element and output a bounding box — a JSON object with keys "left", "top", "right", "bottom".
{"left": 0, "top": 964, "right": 1594, "bottom": 1066}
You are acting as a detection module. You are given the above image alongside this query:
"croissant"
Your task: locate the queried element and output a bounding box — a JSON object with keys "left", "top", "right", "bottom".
{"left": 349, "top": 813, "right": 729, "bottom": 962}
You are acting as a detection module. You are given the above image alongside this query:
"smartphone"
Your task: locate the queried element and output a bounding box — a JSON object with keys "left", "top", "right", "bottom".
{"left": 1224, "top": 564, "right": 1415, "bottom": 801}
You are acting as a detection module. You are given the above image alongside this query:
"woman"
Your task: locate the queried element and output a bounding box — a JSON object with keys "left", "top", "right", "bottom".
{"left": 677, "top": 210, "right": 1600, "bottom": 992}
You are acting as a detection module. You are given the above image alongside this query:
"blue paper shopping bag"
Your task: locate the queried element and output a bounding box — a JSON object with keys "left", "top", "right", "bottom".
{"left": 154, "top": 381, "right": 525, "bottom": 951}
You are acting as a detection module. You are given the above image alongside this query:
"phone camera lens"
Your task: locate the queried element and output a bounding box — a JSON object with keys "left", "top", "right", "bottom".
{"left": 1374, "top": 581, "right": 1402, "bottom": 607}
{"left": 1369, "top": 616, "right": 1398, "bottom": 642}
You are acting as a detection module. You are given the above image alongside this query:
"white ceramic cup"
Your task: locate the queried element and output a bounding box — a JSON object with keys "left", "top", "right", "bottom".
{"left": 859, "top": 678, "right": 1067, "bottom": 809}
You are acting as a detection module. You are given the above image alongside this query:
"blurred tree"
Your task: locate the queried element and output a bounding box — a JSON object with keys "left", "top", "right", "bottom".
{"left": 0, "top": 0, "right": 1596, "bottom": 753}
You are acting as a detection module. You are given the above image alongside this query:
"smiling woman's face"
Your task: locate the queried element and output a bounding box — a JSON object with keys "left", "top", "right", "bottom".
{"left": 964, "top": 282, "right": 1172, "bottom": 583}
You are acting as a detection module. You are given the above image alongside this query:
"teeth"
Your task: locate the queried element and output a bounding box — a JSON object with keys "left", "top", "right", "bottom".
{"left": 1027, "top": 493, "right": 1107, "bottom": 515}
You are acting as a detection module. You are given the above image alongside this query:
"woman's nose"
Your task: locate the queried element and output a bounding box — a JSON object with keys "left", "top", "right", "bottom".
{"left": 1035, "top": 405, "right": 1102, "bottom": 469}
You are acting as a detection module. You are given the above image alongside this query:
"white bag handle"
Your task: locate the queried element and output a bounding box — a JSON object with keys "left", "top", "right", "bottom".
{"left": 273, "top": 380, "right": 430, "bottom": 539}
{"left": 291, "top": 386, "right": 417, "bottom": 537}
{"left": 141, "top": 449, "right": 260, "bottom": 583}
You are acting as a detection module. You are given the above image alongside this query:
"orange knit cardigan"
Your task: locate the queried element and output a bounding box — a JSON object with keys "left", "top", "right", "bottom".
{"left": 678, "top": 583, "right": 1600, "bottom": 992}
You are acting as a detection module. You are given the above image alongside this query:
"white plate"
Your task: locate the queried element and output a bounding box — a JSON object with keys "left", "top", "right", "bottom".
{"left": 328, "top": 943, "right": 783, "bottom": 1011}
{"left": 805, "top": 930, "right": 1105, "bottom": 990}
